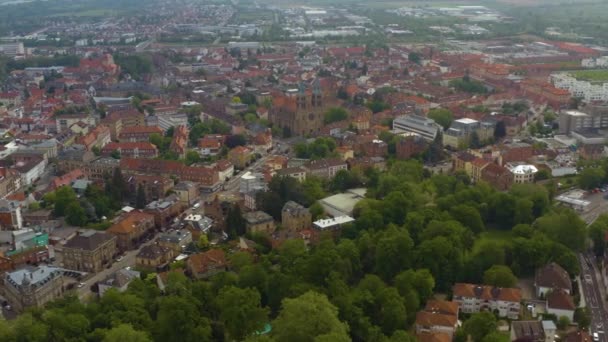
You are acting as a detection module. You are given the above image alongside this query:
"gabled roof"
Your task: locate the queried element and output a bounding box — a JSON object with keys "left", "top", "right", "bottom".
{"left": 64, "top": 231, "right": 114, "bottom": 251}
{"left": 535, "top": 262, "right": 572, "bottom": 292}
{"left": 424, "top": 300, "right": 459, "bottom": 316}
{"left": 187, "top": 249, "right": 227, "bottom": 274}
{"left": 415, "top": 311, "right": 457, "bottom": 328}
{"left": 547, "top": 289, "right": 575, "bottom": 311}
{"left": 453, "top": 283, "right": 521, "bottom": 303}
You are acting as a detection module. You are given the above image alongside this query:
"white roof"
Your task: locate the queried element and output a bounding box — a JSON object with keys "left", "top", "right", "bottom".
{"left": 455, "top": 118, "right": 479, "bottom": 124}
{"left": 313, "top": 216, "right": 355, "bottom": 229}
{"left": 555, "top": 195, "right": 590, "bottom": 207}
{"left": 564, "top": 110, "right": 588, "bottom": 117}
{"left": 122, "top": 206, "right": 135, "bottom": 213}
{"left": 508, "top": 164, "right": 538, "bottom": 175}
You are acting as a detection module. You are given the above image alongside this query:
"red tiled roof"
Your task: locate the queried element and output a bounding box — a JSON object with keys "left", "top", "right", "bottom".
{"left": 453, "top": 283, "right": 521, "bottom": 303}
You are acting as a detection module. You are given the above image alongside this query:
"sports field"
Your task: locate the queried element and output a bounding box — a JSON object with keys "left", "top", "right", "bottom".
{"left": 570, "top": 69, "right": 608, "bottom": 83}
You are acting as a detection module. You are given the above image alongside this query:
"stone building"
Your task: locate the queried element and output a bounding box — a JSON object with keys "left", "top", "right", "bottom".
{"left": 106, "top": 211, "right": 155, "bottom": 252}
{"left": 243, "top": 211, "right": 275, "bottom": 234}
{"left": 61, "top": 231, "right": 116, "bottom": 273}
{"left": 281, "top": 201, "right": 312, "bottom": 231}
{"left": 269, "top": 79, "right": 331, "bottom": 136}
{"left": 3, "top": 266, "right": 66, "bottom": 312}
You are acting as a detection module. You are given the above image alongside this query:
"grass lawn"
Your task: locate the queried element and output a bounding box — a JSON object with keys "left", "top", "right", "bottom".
{"left": 569, "top": 69, "right": 608, "bottom": 83}
{"left": 472, "top": 228, "right": 513, "bottom": 254}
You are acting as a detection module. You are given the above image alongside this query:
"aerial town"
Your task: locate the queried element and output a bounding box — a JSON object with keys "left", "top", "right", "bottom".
{"left": 1, "top": 0, "right": 608, "bottom": 341}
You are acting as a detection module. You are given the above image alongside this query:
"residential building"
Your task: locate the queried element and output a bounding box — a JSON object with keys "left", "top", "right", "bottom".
{"left": 547, "top": 289, "right": 575, "bottom": 321}
{"left": 57, "top": 147, "right": 95, "bottom": 174}
{"left": 48, "top": 169, "right": 85, "bottom": 191}
{"left": 214, "top": 160, "right": 234, "bottom": 182}
{"left": 120, "top": 158, "right": 221, "bottom": 192}
{"left": 101, "top": 142, "right": 158, "bottom": 159}
{"left": 0, "top": 200, "right": 23, "bottom": 230}
{"left": 452, "top": 152, "right": 476, "bottom": 176}
{"left": 0, "top": 168, "right": 21, "bottom": 199}
{"left": 118, "top": 126, "right": 163, "bottom": 142}
{"left": 127, "top": 175, "right": 174, "bottom": 203}
{"left": 282, "top": 201, "right": 312, "bottom": 231}
{"left": 393, "top": 115, "right": 441, "bottom": 141}
{"left": 443, "top": 118, "right": 494, "bottom": 149}
{"left": 303, "top": 158, "right": 348, "bottom": 179}
{"left": 481, "top": 163, "right": 513, "bottom": 191}
{"left": 471, "top": 158, "right": 490, "bottom": 183}
{"left": 243, "top": 211, "right": 275, "bottom": 234}
{"left": 61, "top": 231, "right": 116, "bottom": 273}
{"left": 452, "top": 283, "right": 521, "bottom": 319}
{"left": 158, "top": 229, "right": 193, "bottom": 253}
{"left": 396, "top": 134, "right": 428, "bottom": 160}
{"left": 551, "top": 73, "right": 608, "bottom": 103}
{"left": 252, "top": 129, "right": 273, "bottom": 153}
{"left": 187, "top": 249, "right": 228, "bottom": 279}
{"left": 184, "top": 214, "right": 213, "bottom": 237}
{"left": 98, "top": 268, "right": 140, "bottom": 297}
{"left": 198, "top": 135, "right": 224, "bottom": 156}
{"left": 14, "top": 155, "right": 47, "bottom": 186}
{"left": 239, "top": 171, "right": 266, "bottom": 193}
{"left": 75, "top": 125, "right": 111, "bottom": 151}
{"left": 135, "top": 244, "right": 175, "bottom": 270}
{"left": 535, "top": 262, "right": 572, "bottom": 298}
{"left": 82, "top": 157, "right": 120, "bottom": 182}
{"left": 415, "top": 300, "right": 459, "bottom": 338}
{"left": 228, "top": 146, "right": 253, "bottom": 169}
{"left": 55, "top": 114, "right": 95, "bottom": 133}
{"left": 3, "top": 266, "right": 66, "bottom": 312}
{"left": 173, "top": 181, "right": 199, "bottom": 205}
{"left": 507, "top": 163, "right": 538, "bottom": 184}
{"left": 144, "top": 195, "right": 184, "bottom": 228}
{"left": 511, "top": 320, "right": 551, "bottom": 342}
{"left": 169, "top": 125, "right": 189, "bottom": 159}
{"left": 276, "top": 166, "right": 307, "bottom": 182}
{"left": 106, "top": 211, "right": 155, "bottom": 252}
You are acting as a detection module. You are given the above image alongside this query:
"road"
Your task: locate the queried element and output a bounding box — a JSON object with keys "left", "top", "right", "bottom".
{"left": 579, "top": 209, "right": 608, "bottom": 341}
{"left": 75, "top": 237, "right": 158, "bottom": 300}
{"left": 579, "top": 253, "right": 607, "bottom": 340}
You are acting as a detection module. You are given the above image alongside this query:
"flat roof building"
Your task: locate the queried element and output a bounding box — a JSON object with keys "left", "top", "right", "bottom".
{"left": 393, "top": 115, "right": 441, "bottom": 141}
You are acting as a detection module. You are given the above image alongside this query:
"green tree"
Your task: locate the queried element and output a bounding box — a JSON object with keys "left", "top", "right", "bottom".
{"left": 462, "top": 312, "right": 497, "bottom": 342}
{"left": 450, "top": 204, "right": 484, "bottom": 234}
{"left": 110, "top": 150, "right": 121, "bottom": 159}
{"left": 53, "top": 185, "right": 78, "bottom": 217}
{"left": 66, "top": 202, "right": 88, "bottom": 226}
{"left": 309, "top": 201, "right": 325, "bottom": 220}
{"left": 323, "top": 107, "right": 348, "bottom": 124}
{"left": 427, "top": 108, "right": 453, "bottom": 130}
{"left": 574, "top": 307, "right": 592, "bottom": 330}
{"left": 104, "top": 324, "right": 150, "bottom": 342}
{"left": 185, "top": 150, "right": 201, "bottom": 166}
{"left": 12, "top": 313, "right": 48, "bottom": 342}
{"left": 556, "top": 316, "right": 570, "bottom": 330}
{"left": 408, "top": 52, "right": 421, "bottom": 64}
{"left": 483, "top": 265, "right": 518, "bottom": 288}
{"left": 154, "top": 296, "right": 212, "bottom": 342}
{"left": 217, "top": 286, "right": 269, "bottom": 340}
{"left": 272, "top": 291, "right": 349, "bottom": 342}
{"left": 135, "top": 184, "right": 146, "bottom": 209}
{"left": 481, "top": 332, "right": 510, "bottom": 342}
{"left": 535, "top": 209, "right": 586, "bottom": 251}
{"left": 590, "top": 215, "right": 608, "bottom": 256}
{"left": 197, "top": 234, "right": 209, "bottom": 250}
{"left": 226, "top": 204, "right": 246, "bottom": 238}
{"left": 578, "top": 167, "right": 605, "bottom": 189}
